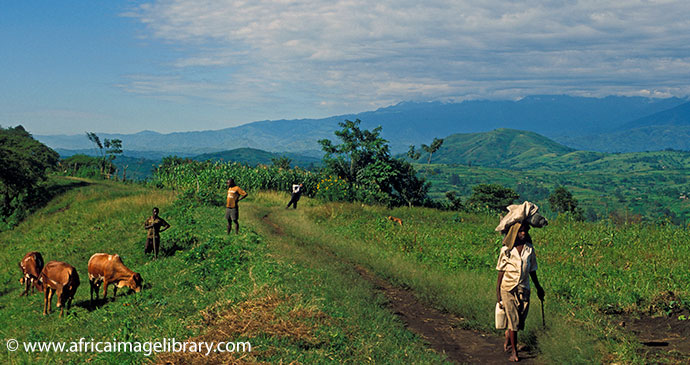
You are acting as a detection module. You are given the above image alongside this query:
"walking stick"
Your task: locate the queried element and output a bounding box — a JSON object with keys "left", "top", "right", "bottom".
{"left": 540, "top": 298, "right": 545, "bottom": 327}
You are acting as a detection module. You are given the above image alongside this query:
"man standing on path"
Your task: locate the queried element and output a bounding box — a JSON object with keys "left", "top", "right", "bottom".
{"left": 286, "top": 183, "right": 303, "bottom": 209}
{"left": 144, "top": 207, "right": 170, "bottom": 259}
{"left": 226, "top": 178, "right": 248, "bottom": 234}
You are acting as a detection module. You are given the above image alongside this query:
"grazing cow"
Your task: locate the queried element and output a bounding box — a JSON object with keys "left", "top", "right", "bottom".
{"left": 36, "top": 261, "right": 80, "bottom": 317}
{"left": 18, "top": 251, "right": 44, "bottom": 296}
{"left": 88, "top": 253, "right": 142, "bottom": 305}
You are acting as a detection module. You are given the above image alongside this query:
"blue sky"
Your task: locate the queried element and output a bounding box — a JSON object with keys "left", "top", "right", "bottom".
{"left": 3, "top": 1, "right": 690, "bottom": 135}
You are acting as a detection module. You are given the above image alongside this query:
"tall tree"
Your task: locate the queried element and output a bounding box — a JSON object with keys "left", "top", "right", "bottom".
{"left": 319, "top": 119, "right": 428, "bottom": 206}
{"left": 104, "top": 138, "right": 123, "bottom": 178}
{"left": 86, "top": 132, "right": 105, "bottom": 173}
{"left": 421, "top": 137, "right": 444, "bottom": 164}
{"left": 85, "top": 132, "right": 122, "bottom": 177}
{"left": 318, "top": 119, "right": 389, "bottom": 184}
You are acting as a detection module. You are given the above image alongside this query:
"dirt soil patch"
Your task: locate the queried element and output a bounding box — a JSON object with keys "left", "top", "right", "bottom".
{"left": 261, "top": 213, "right": 284, "bottom": 235}
{"left": 620, "top": 292, "right": 690, "bottom": 363}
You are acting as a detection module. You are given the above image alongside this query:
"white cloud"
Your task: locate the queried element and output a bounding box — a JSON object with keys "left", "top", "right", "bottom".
{"left": 122, "top": 0, "right": 690, "bottom": 115}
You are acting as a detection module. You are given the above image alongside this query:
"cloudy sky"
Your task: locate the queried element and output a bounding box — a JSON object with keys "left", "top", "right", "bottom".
{"left": 2, "top": 0, "right": 690, "bottom": 135}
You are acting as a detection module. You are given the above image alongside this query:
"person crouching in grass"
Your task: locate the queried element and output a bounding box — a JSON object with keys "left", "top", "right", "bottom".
{"left": 496, "top": 222, "right": 545, "bottom": 362}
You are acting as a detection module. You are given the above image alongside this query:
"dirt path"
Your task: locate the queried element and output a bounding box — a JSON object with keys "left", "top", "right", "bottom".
{"left": 260, "top": 211, "right": 538, "bottom": 364}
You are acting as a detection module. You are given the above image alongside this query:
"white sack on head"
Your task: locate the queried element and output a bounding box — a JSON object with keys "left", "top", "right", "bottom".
{"left": 495, "top": 201, "right": 540, "bottom": 233}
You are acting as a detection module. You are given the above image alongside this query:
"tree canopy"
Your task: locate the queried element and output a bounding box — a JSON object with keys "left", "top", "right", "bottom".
{"left": 318, "top": 119, "right": 429, "bottom": 206}
{"left": 0, "top": 125, "right": 59, "bottom": 220}
{"left": 466, "top": 183, "right": 519, "bottom": 212}
{"left": 548, "top": 186, "right": 584, "bottom": 220}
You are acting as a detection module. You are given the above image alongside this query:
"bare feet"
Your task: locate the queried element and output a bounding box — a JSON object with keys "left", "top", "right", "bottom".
{"left": 504, "top": 330, "right": 510, "bottom": 352}
{"left": 509, "top": 353, "right": 519, "bottom": 362}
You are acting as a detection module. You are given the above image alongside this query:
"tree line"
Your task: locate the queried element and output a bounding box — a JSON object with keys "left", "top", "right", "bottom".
{"left": 0, "top": 125, "right": 59, "bottom": 229}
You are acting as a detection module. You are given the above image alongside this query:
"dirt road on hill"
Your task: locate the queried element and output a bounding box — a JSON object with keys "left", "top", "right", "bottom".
{"left": 260, "top": 212, "right": 538, "bottom": 364}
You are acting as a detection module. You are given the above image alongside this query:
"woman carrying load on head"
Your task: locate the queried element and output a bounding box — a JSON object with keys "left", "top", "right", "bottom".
{"left": 495, "top": 201, "right": 547, "bottom": 362}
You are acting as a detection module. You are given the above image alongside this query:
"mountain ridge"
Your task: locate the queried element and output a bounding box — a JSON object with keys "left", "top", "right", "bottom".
{"left": 35, "top": 95, "right": 687, "bottom": 154}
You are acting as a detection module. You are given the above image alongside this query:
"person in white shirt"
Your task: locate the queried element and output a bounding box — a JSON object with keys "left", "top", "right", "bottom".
{"left": 286, "top": 183, "right": 303, "bottom": 209}
{"left": 496, "top": 222, "right": 545, "bottom": 362}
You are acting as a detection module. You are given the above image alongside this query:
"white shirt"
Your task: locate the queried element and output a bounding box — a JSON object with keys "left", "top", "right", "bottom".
{"left": 496, "top": 243, "right": 538, "bottom": 292}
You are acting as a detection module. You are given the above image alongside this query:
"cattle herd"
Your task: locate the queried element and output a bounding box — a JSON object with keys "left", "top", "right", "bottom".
{"left": 18, "top": 251, "right": 143, "bottom": 317}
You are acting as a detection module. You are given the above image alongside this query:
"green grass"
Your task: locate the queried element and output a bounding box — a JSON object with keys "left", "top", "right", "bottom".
{"left": 3, "top": 177, "right": 689, "bottom": 364}
{"left": 0, "top": 178, "right": 448, "bottom": 364}
{"left": 256, "top": 195, "right": 690, "bottom": 364}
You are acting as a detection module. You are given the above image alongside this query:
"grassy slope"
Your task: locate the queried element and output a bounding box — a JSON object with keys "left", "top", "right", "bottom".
{"left": 4, "top": 178, "right": 689, "bottom": 363}
{"left": 0, "top": 178, "right": 446, "bottom": 364}
{"left": 260, "top": 197, "right": 690, "bottom": 364}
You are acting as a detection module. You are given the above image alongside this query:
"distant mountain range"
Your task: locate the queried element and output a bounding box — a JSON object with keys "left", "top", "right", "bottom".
{"left": 554, "top": 100, "right": 690, "bottom": 152}
{"left": 36, "top": 95, "right": 689, "bottom": 155}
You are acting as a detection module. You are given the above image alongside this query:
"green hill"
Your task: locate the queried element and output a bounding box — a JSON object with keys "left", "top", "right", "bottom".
{"left": 415, "top": 128, "right": 690, "bottom": 172}
{"left": 192, "top": 148, "right": 322, "bottom": 168}
{"left": 415, "top": 128, "right": 575, "bottom": 168}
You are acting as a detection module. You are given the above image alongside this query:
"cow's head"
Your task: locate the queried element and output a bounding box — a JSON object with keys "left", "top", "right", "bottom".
{"left": 124, "top": 273, "right": 143, "bottom": 293}
{"left": 18, "top": 263, "right": 25, "bottom": 286}
{"left": 34, "top": 277, "right": 45, "bottom": 292}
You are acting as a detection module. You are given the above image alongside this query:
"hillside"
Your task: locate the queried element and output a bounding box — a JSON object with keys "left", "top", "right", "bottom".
{"left": 192, "top": 148, "right": 322, "bottom": 168}
{"left": 413, "top": 128, "right": 575, "bottom": 168}
{"left": 0, "top": 178, "right": 448, "bottom": 363}
{"left": 619, "top": 100, "right": 690, "bottom": 130}
{"left": 414, "top": 128, "right": 690, "bottom": 171}
{"left": 35, "top": 95, "right": 686, "bottom": 155}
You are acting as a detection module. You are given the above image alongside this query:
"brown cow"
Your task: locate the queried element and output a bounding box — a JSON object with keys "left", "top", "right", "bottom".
{"left": 88, "top": 253, "right": 142, "bottom": 305}
{"left": 36, "top": 261, "right": 80, "bottom": 317}
{"left": 18, "top": 251, "right": 44, "bottom": 296}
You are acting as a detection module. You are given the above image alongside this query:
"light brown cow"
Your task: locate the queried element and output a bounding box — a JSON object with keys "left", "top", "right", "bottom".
{"left": 18, "top": 251, "right": 44, "bottom": 296}
{"left": 36, "top": 261, "right": 80, "bottom": 317}
{"left": 88, "top": 253, "right": 142, "bottom": 305}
